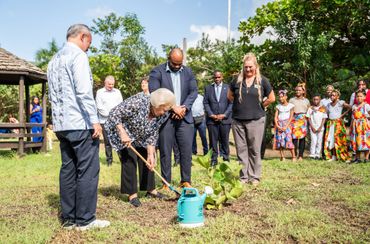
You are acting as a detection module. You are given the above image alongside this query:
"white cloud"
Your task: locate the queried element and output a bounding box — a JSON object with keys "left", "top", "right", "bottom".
{"left": 250, "top": 26, "right": 277, "bottom": 45}
{"left": 187, "top": 24, "right": 240, "bottom": 48}
{"left": 85, "top": 6, "right": 114, "bottom": 18}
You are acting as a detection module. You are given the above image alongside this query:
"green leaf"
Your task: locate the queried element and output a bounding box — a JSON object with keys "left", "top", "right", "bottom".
{"left": 230, "top": 187, "right": 244, "bottom": 198}
{"left": 215, "top": 195, "right": 227, "bottom": 206}
{"left": 206, "top": 204, "right": 216, "bottom": 210}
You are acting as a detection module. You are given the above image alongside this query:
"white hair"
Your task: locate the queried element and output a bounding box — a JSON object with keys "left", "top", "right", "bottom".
{"left": 105, "top": 75, "right": 115, "bottom": 83}
{"left": 150, "top": 88, "right": 176, "bottom": 108}
{"left": 66, "top": 24, "right": 90, "bottom": 40}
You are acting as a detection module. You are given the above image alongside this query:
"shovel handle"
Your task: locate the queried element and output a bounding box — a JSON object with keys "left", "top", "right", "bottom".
{"left": 128, "top": 144, "right": 172, "bottom": 187}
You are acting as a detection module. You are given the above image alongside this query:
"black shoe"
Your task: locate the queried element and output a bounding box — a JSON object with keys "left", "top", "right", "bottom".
{"left": 62, "top": 220, "right": 76, "bottom": 230}
{"left": 223, "top": 158, "right": 230, "bottom": 162}
{"left": 350, "top": 158, "right": 360, "bottom": 164}
{"left": 145, "top": 191, "right": 168, "bottom": 199}
{"left": 129, "top": 197, "right": 141, "bottom": 207}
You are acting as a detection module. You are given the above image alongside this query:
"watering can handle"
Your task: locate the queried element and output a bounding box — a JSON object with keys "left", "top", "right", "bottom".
{"left": 178, "top": 198, "right": 184, "bottom": 220}
{"left": 182, "top": 187, "right": 199, "bottom": 196}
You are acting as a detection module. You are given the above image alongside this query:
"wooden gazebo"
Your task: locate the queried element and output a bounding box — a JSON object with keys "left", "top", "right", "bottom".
{"left": 0, "top": 48, "right": 47, "bottom": 155}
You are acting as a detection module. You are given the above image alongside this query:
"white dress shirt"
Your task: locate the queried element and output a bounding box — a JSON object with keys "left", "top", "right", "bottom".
{"left": 192, "top": 94, "right": 205, "bottom": 117}
{"left": 96, "top": 87, "right": 123, "bottom": 124}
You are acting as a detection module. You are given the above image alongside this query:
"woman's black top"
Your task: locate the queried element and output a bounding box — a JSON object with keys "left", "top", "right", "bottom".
{"left": 229, "top": 76, "right": 272, "bottom": 121}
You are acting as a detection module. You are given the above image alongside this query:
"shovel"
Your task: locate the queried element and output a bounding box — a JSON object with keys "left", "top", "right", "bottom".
{"left": 128, "top": 144, "right": 181, "bottom": 196}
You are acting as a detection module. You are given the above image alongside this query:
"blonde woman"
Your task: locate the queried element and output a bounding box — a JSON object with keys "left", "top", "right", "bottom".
{"left": 227, "top": 53, "right": 275, "bottom": 186}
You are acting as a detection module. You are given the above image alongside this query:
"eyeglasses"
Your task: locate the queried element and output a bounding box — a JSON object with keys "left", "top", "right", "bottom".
{"left": 214, "top": 76, "right": 221, "bottom": 79}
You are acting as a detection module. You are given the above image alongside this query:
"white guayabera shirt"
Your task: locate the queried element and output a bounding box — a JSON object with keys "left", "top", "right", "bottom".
{"left": 47, "top": 42, "right": 98, "bottom": 132}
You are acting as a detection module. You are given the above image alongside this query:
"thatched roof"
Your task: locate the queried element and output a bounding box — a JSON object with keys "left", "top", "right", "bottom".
{"left": 0, "top": 48, "right": 47, "bottom": 85}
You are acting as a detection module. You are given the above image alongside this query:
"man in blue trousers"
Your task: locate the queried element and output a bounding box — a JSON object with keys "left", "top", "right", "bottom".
{"left": 47, "top": 24, "right": 110, "bottom": 231}
{"left": 204, "top": 71, "right": 233, "bottom": 166}
{"left": 149, "top": 48, "right": 198, "bottom": 189}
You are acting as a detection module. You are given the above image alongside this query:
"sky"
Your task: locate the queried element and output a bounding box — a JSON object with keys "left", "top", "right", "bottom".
{"left": 0, "top": 0, "right": 272, "bottom": 62}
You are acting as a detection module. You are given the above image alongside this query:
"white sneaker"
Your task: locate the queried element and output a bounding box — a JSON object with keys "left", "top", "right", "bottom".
{"left": 75, "top": 219, "right": 110, "bottom": 231}
{"left": 327, "top": 156, "right": 337, "bottom": 162}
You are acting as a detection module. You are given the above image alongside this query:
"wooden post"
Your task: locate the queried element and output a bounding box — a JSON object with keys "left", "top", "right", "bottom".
{"left": 18, "top": 75, "right": 25, "bottom": 155}
{"left": 25, "top": 83, "right": 30, "bottom": 141}
{"left": 41, "top": 81, "right": 47, "bottom": 152}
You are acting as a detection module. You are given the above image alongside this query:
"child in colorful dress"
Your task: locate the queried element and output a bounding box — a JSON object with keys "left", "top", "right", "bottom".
{"left": 306, "top": 94, "right": 327, "bottom": 159}
{"left": 324, "top": 89, "right": 351, "bottom": 161}
{"left": 289, "top": 83, "right": 310, "bottom": 161}
{"left": 350, "top": 89, "right": 370, "bottom": 163}
{"left": 274, "top": 90, "right": 295, "bottom": 161}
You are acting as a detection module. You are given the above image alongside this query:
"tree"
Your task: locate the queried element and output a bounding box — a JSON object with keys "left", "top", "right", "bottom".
{"left": 35, "top": 39, "right": 59, "bottom": 72}
{"left": 187, "top": 34, "right": 244, "bottom": 92}
{"left": 238, "top": 0, "right": 370, "bottom": 99}
{"left": 90, "top": 12, "right": 161, "bottom": 97}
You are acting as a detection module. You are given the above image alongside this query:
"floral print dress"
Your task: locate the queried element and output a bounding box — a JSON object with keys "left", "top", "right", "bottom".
{"left": 350, "top": 104, "right": 370, "bottom": 152}
{"left": 324, "top": 101, "right": 350, "bottom": 161}
{"left": 104, "top": 92, "right": 169, "bottom": 151}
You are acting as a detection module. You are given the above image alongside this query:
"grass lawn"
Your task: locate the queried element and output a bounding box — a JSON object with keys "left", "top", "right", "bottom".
{"left": 0, "top": 143, "right": 369, "bottom": 243}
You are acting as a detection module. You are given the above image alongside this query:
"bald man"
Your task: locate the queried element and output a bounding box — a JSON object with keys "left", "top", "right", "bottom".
{"left": 149, "top": 48, "right": 198, "bottom": 189}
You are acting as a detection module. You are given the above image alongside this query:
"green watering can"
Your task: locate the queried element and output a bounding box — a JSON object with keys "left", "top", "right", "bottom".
{"left": 177, "top": 186, "right": 213, "bottom": 228}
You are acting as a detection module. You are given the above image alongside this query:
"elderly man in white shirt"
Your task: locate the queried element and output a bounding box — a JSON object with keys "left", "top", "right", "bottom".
{"left": 96, "top": 75, "right": 123, "bottom": 166}
{"left": 47, "top": 24, "right": 109, "bottom": 231}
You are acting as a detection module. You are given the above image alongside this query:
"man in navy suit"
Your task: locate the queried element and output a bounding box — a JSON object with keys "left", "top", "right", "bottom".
{"left": 204, "top": 71, "right": 232, "bottom": 166}
{"left": 149, "top": 48, "right": 198, "bottom": 188}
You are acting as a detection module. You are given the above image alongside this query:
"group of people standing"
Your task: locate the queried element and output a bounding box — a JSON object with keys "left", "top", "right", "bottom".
{"left": 47, "top": 24, "right": 275, "bottom": 230}
{"left": 274, "top": 80, "right": 370, "bottom": 163}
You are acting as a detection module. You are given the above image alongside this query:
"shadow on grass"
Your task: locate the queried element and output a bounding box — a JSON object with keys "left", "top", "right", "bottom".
{"left": 46, "top": 193, "right": 63, "bottom": 224}
{"left": 99, "top": 185, "right": 128, "bottom": 201}
{"left": 0, "top": 150, "right": 16, "bottom": 158}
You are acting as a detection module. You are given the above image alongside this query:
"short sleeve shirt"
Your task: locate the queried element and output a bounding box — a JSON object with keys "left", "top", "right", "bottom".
{"left": 326, "top": 100, "right": 345, "bottom": 120}
{"left": 276, "top": 103, "right": 294, "bottom": 121}
{"left": 230, "top": 76, "right": 272, "bottom": 120}
{"left": 306, "top": 106, "right": 328, "bottom": 130}
{"left": 289, "top": 97, "right": 310, "bottom": 114}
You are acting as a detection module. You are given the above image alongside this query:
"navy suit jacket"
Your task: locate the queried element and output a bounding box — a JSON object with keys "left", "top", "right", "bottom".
{"left": 149, "top": 63, "right": 198, "bottom": 123}
{"left": 203, "top": 82, "right": 233, "bottom": 125}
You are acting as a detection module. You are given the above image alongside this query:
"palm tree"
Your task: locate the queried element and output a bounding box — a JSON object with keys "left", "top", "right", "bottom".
{"left": 35, "top": 39, "right": 59, "bottom": 71}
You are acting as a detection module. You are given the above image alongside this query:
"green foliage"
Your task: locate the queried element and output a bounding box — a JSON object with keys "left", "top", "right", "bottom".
{"left": 187, "top": 34, "right": 244, "bottom": 92}
{"left": 238, "top": 0, "right": 370, "bottom": 100}
{"left": 35, "top": 39, "right": 59, "bottom": 72}
{"left": 195, "top": 151, "right": 244, "bottom": 210}
{"left": 90, "top": 12, "right": 162, "bottom": 97}
{"left": 0, "top": 85, "right": 19, "bottom": 121}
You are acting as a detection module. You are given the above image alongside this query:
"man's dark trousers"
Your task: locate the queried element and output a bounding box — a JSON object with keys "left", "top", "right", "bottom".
{"left": 159, "top": 118, "right": 194, "bottom": 183}
{"left": 101, "top": 123, "right": 113, "bottom": 165}
{"left": 56, "top": 130, "right": 100, "bottom": 226}
{"left": 208, "top": 122, "right": 231, "bottom": 163}
{"left": 192, "top": 118, "right": 208, "bottom": 155}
